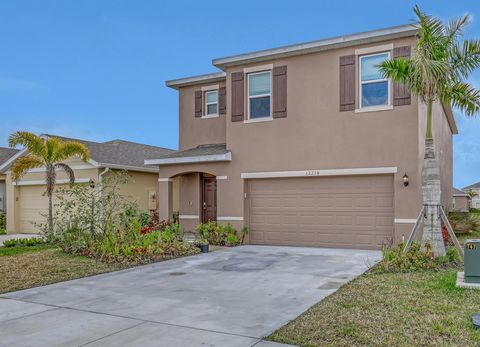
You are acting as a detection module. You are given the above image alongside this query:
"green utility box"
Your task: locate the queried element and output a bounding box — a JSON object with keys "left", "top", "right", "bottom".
{"left": 465, "top": 239, "right": 480, "bottom": 284}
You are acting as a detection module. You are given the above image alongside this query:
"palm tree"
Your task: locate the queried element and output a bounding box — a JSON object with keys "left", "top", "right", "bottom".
{"left": 379, "top": 6, "right": 480, "bottom": 256}
{"left": 8, "top": 132, "right": 90, "bottom": 234}
{"left": 467, "top": 189, "right": 478, "bottom": 199}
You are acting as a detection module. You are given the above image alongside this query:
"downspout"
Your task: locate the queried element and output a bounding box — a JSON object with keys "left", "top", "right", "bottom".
{"left": 98, "top": 168, "right": 110, "bottom": 225}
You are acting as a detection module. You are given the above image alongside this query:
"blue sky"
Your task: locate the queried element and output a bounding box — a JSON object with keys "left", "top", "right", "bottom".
{"left": 0, "top": 1, "right": 479, "bottom": 188}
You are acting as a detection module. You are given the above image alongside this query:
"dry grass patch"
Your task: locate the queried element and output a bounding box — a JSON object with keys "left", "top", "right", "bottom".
{"left": 0, "top": 246, "right": 125, "bottom": 294}
{"left": 268, "top": 269, "right": 480, "bottom": 347}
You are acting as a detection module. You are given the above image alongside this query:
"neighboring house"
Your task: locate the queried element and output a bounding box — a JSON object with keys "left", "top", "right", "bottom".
{"left": 0, "top": 136, "right": 178, "bottom": 234}
{"left": 452, "top": 188, "right": 470, "bottom": 212}
{"left": 0, "top": 147, "right": 20, "bottom": 213}
{"left": 146, "top": 23, "right": 456, "bottom": 250}
{"left": 462, "top": 182, "right": 480, "bottom": 209}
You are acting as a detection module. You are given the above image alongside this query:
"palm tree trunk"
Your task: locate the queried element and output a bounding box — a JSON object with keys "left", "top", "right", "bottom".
{"left": 48, "top": 192, "right": 53, "bottom": 234}
{"left": 421, "top": 101, "right": 446, "bottom": 256}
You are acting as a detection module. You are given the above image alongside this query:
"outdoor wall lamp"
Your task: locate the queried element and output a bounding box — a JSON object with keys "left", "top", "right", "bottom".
{"left": 89, "top": 179, "right": 96, "bottom": 189}
{"left": 403, "top": 173, "right": 409, "bottom": 187}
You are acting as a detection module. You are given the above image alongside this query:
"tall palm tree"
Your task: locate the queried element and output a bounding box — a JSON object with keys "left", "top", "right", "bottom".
{"left": 379, "top": 6, "right": 480, "bottom": 256}
{"left": 8, "top": 132, "right": 90, "bottom": 234}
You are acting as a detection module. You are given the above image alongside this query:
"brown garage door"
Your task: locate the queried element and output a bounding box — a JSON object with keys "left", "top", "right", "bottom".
{"left": 247, "top": 175, "right": 394, "bottom": 249}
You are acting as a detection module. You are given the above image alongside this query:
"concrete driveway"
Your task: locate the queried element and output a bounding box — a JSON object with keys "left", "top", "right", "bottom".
{"left": 0, "top": 245, "right": 380, "bottom": 347}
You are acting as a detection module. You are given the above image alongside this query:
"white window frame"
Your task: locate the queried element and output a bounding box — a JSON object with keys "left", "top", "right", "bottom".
{"left": 247, "top": 70, "right": 272, "bottom": 121}
{"left": 203, "top": 90, "right": 219, "bottom": 118}
{"left": 358, "top": 51, "right": 391, "bottom": 111}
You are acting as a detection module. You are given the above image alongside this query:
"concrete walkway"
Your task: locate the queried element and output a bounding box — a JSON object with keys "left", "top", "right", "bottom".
{"left": 0, "top": 245, "right": 381, "bottom": 346}
{"left": 0, "top": 233, "right": 39, "bottom": 246}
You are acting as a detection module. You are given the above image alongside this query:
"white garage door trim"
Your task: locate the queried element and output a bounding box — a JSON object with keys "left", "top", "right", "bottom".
{"left": 241, "top": 167, "right": 398, "bottom": 179}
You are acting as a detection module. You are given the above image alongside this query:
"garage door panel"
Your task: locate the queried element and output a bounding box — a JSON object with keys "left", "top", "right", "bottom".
{"left": 248, "top": 175, "right": 394, "bottom": 249}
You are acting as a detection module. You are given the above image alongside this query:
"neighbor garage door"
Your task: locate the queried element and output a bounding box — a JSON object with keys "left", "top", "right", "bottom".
{"left": 247, "top": 175, "right": 394, "bottom": 249}
{"left": 18, "top": 185, "right": 49, "bottom": 233}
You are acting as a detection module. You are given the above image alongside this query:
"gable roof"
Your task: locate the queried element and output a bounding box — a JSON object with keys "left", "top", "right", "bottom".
{"left": 453, "top": 187, "right": 468, "bottom": 197}
{"left": 463, "top": 182, "right": 480, "bottom": 190}
{"left": 0, "top": 135, "right": 174, "bottom": 173}
{"left": 0, "top": 147, "right": 20, "bottom": 166}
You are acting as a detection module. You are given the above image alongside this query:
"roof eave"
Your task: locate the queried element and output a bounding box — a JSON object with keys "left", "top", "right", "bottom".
{"left": 213, "top": 24, "right": 418, "bottom": 69}
{"left": 442, "top": 102, "right": 458, "bottom": 135}
{"left": 166, "top": 72, "right": 226, "bottom": 90}
{"left": 145, "top": 152, "right": 231, "bottom": 166}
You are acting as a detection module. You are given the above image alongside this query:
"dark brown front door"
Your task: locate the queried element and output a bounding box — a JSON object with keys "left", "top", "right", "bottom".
{"left": 202, "top": 178, "right": 217, "bottom": 222}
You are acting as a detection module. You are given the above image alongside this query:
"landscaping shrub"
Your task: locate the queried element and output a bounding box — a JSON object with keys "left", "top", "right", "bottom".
{"left": 376, "top": 242, "right": 460, "bottom": 273}
{"left": 50, "top": 171, "right": 197, "bottom": 264}
{"left": 0, "top": 229, "right": 6, "bottom": 235}
{"left": 448, "top": 212, "right": 480, "bottom": 234}
{"left": 195, "top": 222, "right": 248, "bottom": 246}
{"left": 0, "top": 211, "right": 5, "bottom": 230}
{"left": 3, "top": 237, "right": 47, "bottom": 248}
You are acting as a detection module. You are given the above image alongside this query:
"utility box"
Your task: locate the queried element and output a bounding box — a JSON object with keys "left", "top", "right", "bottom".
{"left": 465, "top": 239, "right": 480, "bottom": 284}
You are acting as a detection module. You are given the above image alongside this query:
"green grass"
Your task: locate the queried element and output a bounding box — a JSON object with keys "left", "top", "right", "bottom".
{"left": 268, "top": 268, "right": 480, "bottom": 347}
{"left": 0, "top": 244, "right": 55, "bottom": 256}
{"left": 0, "top": 246, "right": 126, "bottom": 294}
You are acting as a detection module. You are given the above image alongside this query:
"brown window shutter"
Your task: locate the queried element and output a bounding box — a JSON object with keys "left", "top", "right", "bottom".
{"left": 231, "top": 72, "right": 244, "bottom": 122}
{"left": 218, "top": 86, "right": 226, "bottom": 115}
{"left": 273, "top": 65, "right": 287, "bottom": 118}
{"left": 339, "top": 55, "right": 356, "bottom": 111}
{"left": 393, "top": 46, "right": 411, "bottom": 106}
{"left": 194, "top": 90, "right": 203, "bottom": 117}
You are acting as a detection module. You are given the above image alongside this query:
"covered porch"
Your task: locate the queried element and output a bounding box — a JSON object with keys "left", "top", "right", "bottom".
{"left": 145, "top": 144, "right": 241, "bottom": 233}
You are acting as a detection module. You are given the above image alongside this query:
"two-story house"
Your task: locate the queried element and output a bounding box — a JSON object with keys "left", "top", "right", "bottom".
{"left": 463, "top": 182, "right": 480, "bottom": 209}
{"left": 146, "top": 24, "right": 457, "bottom": 250}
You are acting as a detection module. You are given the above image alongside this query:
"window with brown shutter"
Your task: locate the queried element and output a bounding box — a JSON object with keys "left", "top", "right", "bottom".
{"left": 393, "top": 46, "right": 411, "bottom": 106}
{"left": 218, "top": 86, "right": 226, "bottom": 115}
{"left": 339, "top": 55, "right": 356, "bottom": 111}
{"left": 231, "top": 72, "right": 244, "bottom": 122}
{"left": 273, "top": 65, "right": 287, "bottom": 118}
{"left": 194, "top": 90, "right": 203, "bottom": 117}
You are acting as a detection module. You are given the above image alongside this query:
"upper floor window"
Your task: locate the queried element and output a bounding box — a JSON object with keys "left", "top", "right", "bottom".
{"left": 205, "top": 90, "right": 218, "bottom": 116}
{"left": 359, "top": 52, "right": 390, "bottom": 108}
{"left": 248, "top": 71, "right": 271, "bottom": 119}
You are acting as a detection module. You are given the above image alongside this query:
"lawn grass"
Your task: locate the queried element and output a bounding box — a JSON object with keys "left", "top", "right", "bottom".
{"left": 268, "top": 268, "right": 480, "bottom": 347}
{"left": 0, "top": 246, "right": 126, "bottom": 294}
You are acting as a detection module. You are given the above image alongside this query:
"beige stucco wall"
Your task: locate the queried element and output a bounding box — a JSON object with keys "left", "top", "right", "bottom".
{"left": 165, "top": 35, "right": 455, "bottom": 244}
{"left": 178, "top": 81, "right": 227, "bottom": 150}
{"left": 452, "top": 195, "right": 469, "bottom": 212}
{"left": 4, "top": 158, "right": 172, "bottom": 233}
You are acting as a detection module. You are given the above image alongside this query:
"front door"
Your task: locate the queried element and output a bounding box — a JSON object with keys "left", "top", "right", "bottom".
{"left": 202, "top": 178, "right": 217, "bottom": 222}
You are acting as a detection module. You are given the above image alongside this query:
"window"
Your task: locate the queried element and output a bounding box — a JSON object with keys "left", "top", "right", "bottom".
{"left": 248, "top": 71, "right": 271, "bottom": 119}
{"left": 205, "top": 90, "right": 218, "bottom": 116}
{"left": 359, "top": 52, "right": 390, "bottom": 108}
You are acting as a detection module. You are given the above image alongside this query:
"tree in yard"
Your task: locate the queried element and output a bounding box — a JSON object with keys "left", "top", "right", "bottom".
{"left": 379, "top": 6, "right": 480, "bottom": 256}
{"left": 467, "top": 189, "right": 478, "bottom": 200}
{"left": 8, "top": 132, "right": 90, "bottom": 234}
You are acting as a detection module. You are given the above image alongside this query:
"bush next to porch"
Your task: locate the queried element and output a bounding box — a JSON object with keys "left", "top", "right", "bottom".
{"left": 48, "top": 171, "right": 198, "bottom": 265}
{"left": 195, "top": 221, "right": 248, "bottom": 246}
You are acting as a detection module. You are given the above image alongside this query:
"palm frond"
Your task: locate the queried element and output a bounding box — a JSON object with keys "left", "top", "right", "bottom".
{"left": 10, "top": 155, "right": 44, "bottom": 181}
{"left": 55, "top": 163, "right": 75, "bottom": 186}
{"left": 58, "top": 141, "right": 90, "bottom": 162}
{"left": 445, "top": 14, "right": 470, "bottom": 46}
{"left": 450, "top": 40, "right": 480, "bottom": 79}
{"left": 8, "top": 131, "right": 46, "bottom": 157}
{"left": 446, "top": 82, "right": 480, "bottom": 116}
